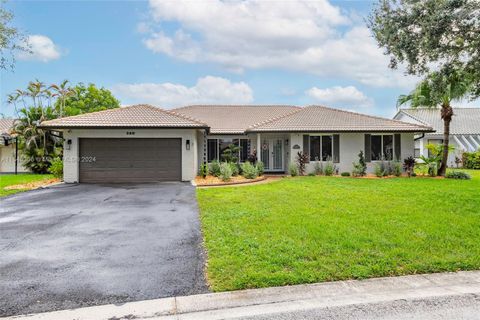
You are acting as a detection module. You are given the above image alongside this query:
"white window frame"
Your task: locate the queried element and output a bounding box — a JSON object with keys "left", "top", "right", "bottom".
{"left": 371, "top": 134, "right": 395, "bottom": 161}
{"left": 309, "top": 134, "right": 334, "bottom": 162}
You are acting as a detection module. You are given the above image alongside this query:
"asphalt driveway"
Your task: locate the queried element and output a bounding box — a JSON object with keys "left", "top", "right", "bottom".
{"left": 0, "top": 183, "right": 208, "bottom": 317}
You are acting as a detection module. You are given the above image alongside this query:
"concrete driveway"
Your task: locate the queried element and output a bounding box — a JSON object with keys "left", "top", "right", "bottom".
{"left": 0, "top": 183, "right": 208, "bottom": 317}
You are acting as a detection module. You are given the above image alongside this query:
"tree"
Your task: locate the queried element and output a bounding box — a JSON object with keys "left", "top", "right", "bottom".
{"left": 13, "top": 106, "right": 61, "bottom": 173}
{"left": 56, "top": 83, "right": 120, "bottom": 116}
{"left": 397, "top": 70, "right": 472, "bottom": 175}
{"left": 7, "top": 80, "right": 120, "bottom": 172}
{"left": 368, "top": 0, "right": 480, "bottom": 99}
{"left": 50, "top": 80, "right": 77, "bottom": 117}
{"left": 0, "top": 1, "right": 29, "bottom": 70}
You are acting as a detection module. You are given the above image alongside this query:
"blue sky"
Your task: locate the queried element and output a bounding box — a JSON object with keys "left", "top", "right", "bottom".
{"left": 0, "top": 0, "right": 451, "bottom": 118}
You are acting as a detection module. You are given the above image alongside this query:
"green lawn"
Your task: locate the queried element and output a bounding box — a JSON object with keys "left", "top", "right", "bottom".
{"left": 0, "top": 174, "right": 54, "bottom": 197}
{"left": 197, "top": 170, "right": 480, "bottom": 292}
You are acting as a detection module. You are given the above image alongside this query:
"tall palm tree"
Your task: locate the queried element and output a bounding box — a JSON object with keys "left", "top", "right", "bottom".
{"left": 49, "top": 80, "right": 76, "bottom": 117}
{"left": 397, "top": 70, "right": 473, "bottom": 176}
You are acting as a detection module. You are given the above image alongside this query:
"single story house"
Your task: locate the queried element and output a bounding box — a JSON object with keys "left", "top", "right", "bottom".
{"left": 0, "top": 118, "right": 29, "bottom": 173}
{"left": 394, "top": 108, "right": 480, "bottom": 166}
{"left": 40, "top": 104, "right": 433, "bottom": 183}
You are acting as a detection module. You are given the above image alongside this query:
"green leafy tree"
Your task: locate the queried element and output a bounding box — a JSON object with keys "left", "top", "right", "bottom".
{"left": 57, "top": 83, "right": 120, "bottom": 116}
{"left": 0, "top": 0, "right": 30, "bottom": 70}
{"left": 397, "top": 70, "right": 472, "bottom": 175}
{"left": 368, "top": 0, "right": 480, "bottom": 98}
{"left": 221, "top": 144, "right": 240, "bottom": 163}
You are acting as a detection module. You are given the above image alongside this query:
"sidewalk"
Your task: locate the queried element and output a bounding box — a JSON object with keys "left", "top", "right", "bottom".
{"left": 5, "top": 271, "right": 480, "bottom": 320}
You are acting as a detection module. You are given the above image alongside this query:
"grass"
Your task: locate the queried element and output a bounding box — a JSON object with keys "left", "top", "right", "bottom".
{"left": 0, "top": 174, "right": 54, "bottom": 197}
{"left": 197, "top": 170, "right": 480, "bottom": 292}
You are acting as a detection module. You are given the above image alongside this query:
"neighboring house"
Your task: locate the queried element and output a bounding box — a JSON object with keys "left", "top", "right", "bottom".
{"left": 394, "top": 108, "right": 480, "bottom": 166}
{"left": 0, "top": 119, "right": 29, "bottom": 174}
{"left": 40, "top": 104, "right": 432, "bottom": 183}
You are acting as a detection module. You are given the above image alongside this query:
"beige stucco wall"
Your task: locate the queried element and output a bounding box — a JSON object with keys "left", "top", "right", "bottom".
{"left": 62, "top": 128, "right": 201, "bottom": 183}
{"left": 0, "top": 144, "right": 29, "bottom": 173}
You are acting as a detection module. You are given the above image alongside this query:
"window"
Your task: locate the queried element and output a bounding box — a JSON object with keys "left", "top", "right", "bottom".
{"left": 310, "top": 136, "right": 320, "bottom": 161}
{"left": 239, "top": 139, "right": 248, "bottom": 162}
{"left": 207, "top": 138, "right": 249, "bottom": 162}
{"left": 321, "top": 136, "right": 332, "bottom": 161}
{"left": 414, "top": 148, "right": 420, "bottom": 158}
{"left": 309, "top": 135, "right": 333, "bottom": 161}
{"left": 371, "top": 134, "right": 394, "bottom": 161}
{"left": 207, "top": 139, "right": 218, "bottom": 162}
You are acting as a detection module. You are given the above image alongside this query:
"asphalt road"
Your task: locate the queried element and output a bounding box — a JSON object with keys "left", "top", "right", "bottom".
{"left": 0, "top": 183, "right": 208, "bottom": 317}
{"left": 236, "top": 294, "right": 480, "bottom": 320}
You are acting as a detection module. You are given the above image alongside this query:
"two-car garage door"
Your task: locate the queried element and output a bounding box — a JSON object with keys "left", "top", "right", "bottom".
{"left": 79, "top": 138, "right": 181, "bottom": 183}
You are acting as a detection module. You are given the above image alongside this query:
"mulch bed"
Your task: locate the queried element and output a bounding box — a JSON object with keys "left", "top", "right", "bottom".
{"left": 195, "top": 175, "right": 266, "bottom": 187}
{"left": 4, "top": 178, "right": 61, "bottom": 191}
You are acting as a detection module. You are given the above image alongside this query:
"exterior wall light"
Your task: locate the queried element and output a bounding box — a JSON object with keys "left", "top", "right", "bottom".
{"left": 186, "top": 139, "right": 190, "bottom": 150}
{"left": 66, "top": 139, "right": 72, "bottom": 150}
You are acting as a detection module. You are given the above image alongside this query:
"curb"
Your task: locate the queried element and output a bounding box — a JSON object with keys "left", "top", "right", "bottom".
{"left": 5, "top": 270, "right": 480, "bottom": 320}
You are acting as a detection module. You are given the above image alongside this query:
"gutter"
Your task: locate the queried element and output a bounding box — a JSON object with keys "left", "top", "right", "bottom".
{"left": 414, "top": 133, "right": 425, "bottom": 141}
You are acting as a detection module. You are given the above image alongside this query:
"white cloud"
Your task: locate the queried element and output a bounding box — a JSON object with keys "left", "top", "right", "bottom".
{"left": 111, "top": 76, "right": 253, "bottom": 108}
{"left": 142, "top": 0, "right": 417, "bottom": 88}
{"left": 18, "top": 35, "right": 62, "bottom": 62}
{"left": 306, "top": 85, "right": 373, "bottom": 108}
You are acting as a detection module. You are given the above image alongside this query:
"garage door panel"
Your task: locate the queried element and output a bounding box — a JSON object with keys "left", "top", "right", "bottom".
{"left": 79, "top": 138, "right": 181, "bottom": 183}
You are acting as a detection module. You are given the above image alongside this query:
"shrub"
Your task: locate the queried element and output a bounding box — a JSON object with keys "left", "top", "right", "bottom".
{"left": 228, "top": 162, "right": 240, "bottom": 176}
{"left": 324, "top": 161, "right": 335, "bottom": 176}
{"left": 255, "top": 160, "right": 265, "bottom": 176}
{"left": 403, "top": 156, "right": 416, "bottom": 177}
{"left": 296, "top": 151, "right": 308, "bottom": 176}
{"left": 241, "top": 162, "right": 258, "bottom": 179}
{"left": 392, "top": 161, "right": 402, "bottom": 177}
{"left": 308, "top": 172, "right": 315, "bottom": 176}
{"left": 341, "top": 172, "right": 350, "bottom": 177}
{"left": 209, "top": 160, "right": 221, "bottom": 177}
{"left": 288, "top": 163, "right": 299, "bottom": 176}
{"left": 352, "top": 151, "right": 367, "bottom": 177}
{"left": 445, "top": 171, "right": 471, "bottom": 180}
{"left": 199, "top": 163, "right": 208, "bottom": 178}
{"left": 219, "top": 162, "right": 233, "bottom": 181}
{"left": 374, "top": 162, "right": 386, "bottom": 177}
{"left": 49, "top": 157, "right": 63, "bottom": 179}
{"left": 462, "top": 150, "right": 480, "bottom": 169}
{"left": 221, "top": 144, "right": 240, "bottom": 163}
{"left": 313, "top": 160, "right": 323, "bottom": 175}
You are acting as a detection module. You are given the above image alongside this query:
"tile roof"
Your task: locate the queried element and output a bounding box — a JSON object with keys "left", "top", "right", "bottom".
{"left": 396, "top": 108, "right": 480, "bottom": 135}
{"left": 0, "top": 118, "right": 15, "bottom": 135}
{"left": 248, "top": 105, "right": 433, "bottom": 132}
{"left": 40, "top": 104, "right": 208, "bottom": 129}
{"left": 173, "top": 105, "right": 301, "bottom": 134}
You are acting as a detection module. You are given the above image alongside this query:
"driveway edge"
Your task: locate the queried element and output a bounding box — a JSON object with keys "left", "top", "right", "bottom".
{"left": 5, "top": 270, "right": 480, "bottom": 320}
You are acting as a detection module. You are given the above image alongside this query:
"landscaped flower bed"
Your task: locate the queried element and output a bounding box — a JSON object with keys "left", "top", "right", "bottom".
{"left": 195, "top": 175, "right": 266, "bottom": 187}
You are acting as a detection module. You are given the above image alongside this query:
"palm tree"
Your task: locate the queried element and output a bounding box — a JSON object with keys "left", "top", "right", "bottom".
{"left": 397, "top": 70, "right": 473, "bottom": 176}
{"left": 49, "top": 80, "right": 76, "bottom": 117}
{"left": 13, "top": 106, "right": 61, "bottom": 173}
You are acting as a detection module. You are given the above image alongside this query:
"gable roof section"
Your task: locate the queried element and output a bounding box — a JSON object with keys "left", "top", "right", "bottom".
{"left": 0, "top": 118, "right": 15, "bottom": 135}
{"left": 173, "top": 105, "right": 301, "bottom": 134}
{"left": 248, "top": 105, "right": 433, "bottom": 133}
{"left": 40, "top": 104, "right": 208, "bottom": 129}
{"left": 395, "top": 108, "right": 480, "bottom": 135}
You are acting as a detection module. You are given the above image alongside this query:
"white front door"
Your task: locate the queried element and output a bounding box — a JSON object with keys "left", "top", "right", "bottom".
{"left": 260, "top": 139, "right": 284, "bottom": 172}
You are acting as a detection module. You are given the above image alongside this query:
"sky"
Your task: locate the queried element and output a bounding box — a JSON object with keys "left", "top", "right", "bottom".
{"left": 1, "top": 0, "right": 477, "bottom": 119}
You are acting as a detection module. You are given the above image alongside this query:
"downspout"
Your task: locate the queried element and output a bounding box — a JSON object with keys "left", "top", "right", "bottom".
{"left": 414, "top": 133, "right": 425, "bottom": 141}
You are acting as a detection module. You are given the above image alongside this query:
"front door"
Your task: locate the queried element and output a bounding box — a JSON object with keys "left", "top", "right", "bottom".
{"left": 260, "top": 139, "right": 284, "bottom": 172}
